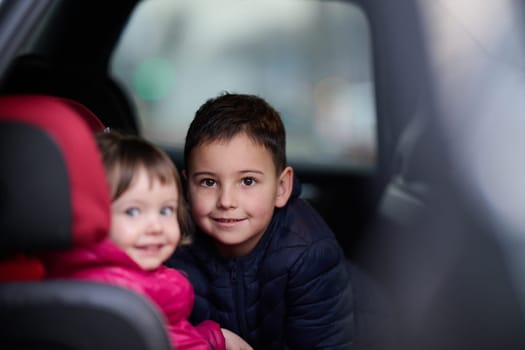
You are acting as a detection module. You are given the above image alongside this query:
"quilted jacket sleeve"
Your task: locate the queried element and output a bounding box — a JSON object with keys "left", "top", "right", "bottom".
{"left": 285, "top": 237, "right": 354, "bottom": 349}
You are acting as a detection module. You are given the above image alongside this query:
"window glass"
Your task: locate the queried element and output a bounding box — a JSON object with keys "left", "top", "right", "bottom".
{"left": 111, "top": 0, "right": 376, "bottom": 170}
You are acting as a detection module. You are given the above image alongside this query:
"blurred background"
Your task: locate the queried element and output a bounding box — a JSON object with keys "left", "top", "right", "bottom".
{"left": 110, "top": 0, "right": 376, "bottom": 171}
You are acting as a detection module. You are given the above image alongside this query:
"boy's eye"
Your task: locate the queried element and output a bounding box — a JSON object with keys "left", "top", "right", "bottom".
{"left": 241, "top": 177, "right": 256, "bottom": 186}
{"left": 125, "top": 208, "right": 140, "bottom": 217}
{"left": 200, "top": 178, "right": 216, "bottom": 187}
{"left": 160, "top": 207, "right": 175, "bottom": 216}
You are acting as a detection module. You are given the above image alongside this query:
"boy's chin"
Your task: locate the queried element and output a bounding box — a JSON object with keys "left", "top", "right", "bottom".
{"left": 213, "top": 235, "right": 263, "bottom": 258}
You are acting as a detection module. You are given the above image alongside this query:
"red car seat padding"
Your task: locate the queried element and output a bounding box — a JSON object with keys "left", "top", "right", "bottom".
{"left": 0, "top": 95, "right": 110, "bottom": 249}
{"left": 0, "top": 255, "right": 45, "bottom": 280}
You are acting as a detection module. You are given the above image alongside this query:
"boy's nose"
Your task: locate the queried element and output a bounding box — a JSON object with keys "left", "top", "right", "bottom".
{"left": 217, "top": 186, "right": 237, "bottom": 209}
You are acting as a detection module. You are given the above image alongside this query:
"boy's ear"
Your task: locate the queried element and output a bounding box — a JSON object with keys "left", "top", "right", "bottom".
{"left": 182, "top": 169, "right": 187, "bottom": 180}
{"left": 275, "top": 166, "right": 294, "bottom": 208}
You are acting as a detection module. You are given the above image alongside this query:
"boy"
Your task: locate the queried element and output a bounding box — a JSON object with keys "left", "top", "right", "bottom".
{"left": 166, "top": 93, "right": 354, "bottom": 349}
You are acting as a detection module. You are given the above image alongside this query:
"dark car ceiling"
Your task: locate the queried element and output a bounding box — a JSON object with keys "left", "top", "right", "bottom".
{"left": 0, "top": 0, "right": 141, "bottom": 133}
{"left": 27, "top": 0, "right": 139, "bottom": 67}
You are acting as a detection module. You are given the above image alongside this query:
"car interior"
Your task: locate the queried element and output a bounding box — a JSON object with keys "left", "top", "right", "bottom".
{"left": 1, "top": 0, "right": 525, "bottom": 349}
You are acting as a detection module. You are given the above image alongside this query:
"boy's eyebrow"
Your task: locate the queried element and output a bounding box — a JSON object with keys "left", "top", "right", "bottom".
{"left": 191, "top": 170, "right": 265, "bottom": 177}
{"left": 238, "top": 170, "right": 265, "bottom": 175}
{"left": 190, "top": 171, "right": 215, "bottom": 177}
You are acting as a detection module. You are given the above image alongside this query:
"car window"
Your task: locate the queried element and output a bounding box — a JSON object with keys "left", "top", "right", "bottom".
{"left": 110, "top": 0, "right": 376, "bottom": 171}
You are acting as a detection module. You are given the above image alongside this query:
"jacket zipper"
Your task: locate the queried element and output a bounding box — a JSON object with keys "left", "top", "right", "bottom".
{"left": 230, "top": 261, "right": 248, "bottom": 337}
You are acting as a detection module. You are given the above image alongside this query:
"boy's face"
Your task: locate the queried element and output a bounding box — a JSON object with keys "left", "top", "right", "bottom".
{"left": 186, "top": 133, "right": 292, "bottom": 257}
{"left": 110, "top": 167, "right": 181, "bottom": 270}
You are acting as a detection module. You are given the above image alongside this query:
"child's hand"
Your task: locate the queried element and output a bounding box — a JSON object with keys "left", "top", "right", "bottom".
{"left": 221, "top": 328, "right": 253, "bottom": 350}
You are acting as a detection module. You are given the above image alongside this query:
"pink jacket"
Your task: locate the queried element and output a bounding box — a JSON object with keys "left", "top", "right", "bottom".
{"left": 44, "top": 238, "right": 225, "bottom": 350}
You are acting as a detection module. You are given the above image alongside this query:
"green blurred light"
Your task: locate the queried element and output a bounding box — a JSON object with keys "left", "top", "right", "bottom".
{"left": 133, "top": 57, "right": 175, "bottom": 101}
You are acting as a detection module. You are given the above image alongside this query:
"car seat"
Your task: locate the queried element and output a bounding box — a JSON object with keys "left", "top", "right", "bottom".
{"left": 361, "top": 109, "right": 525, "bottom": 349}
{"left": 349, "top": 114, "right": 433, "bottom": 350}
{"left": 0, "top": 95, "right": 172, "bottom": 350}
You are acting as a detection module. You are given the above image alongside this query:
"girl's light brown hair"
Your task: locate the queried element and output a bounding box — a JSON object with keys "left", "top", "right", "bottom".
{"left": 96, "top": 131, "right": 192, "bottom": 245}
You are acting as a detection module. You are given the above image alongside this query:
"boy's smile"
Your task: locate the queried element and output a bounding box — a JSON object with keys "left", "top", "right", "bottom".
{"left": 213, "top": 217, "right": 246, "bottom": 226}
{"left": 186, "top": 132, "right": 292, "bottom": 257}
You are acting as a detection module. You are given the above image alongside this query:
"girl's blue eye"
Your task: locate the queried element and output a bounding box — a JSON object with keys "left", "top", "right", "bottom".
{"left": 160, "top": 207, "right": 175, "bottom": 216}
{"left": 125, "top": 208, "right": 140, "bottom": 217}
{"left": 242, "top": 177, "right": 256, "bottom": 186}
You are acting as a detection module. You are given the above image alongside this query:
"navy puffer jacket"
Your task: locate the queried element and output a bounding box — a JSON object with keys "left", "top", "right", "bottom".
{"left": 166, "top": 182, "right": 354, "bottom": 349}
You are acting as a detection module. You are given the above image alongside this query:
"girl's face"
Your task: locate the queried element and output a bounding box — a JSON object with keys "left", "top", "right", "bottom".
{"left": 110, "top": 167, "right": 180, "bottom": 270}
{"left": 186, "top": 133, "right": 292, "bottom": 257}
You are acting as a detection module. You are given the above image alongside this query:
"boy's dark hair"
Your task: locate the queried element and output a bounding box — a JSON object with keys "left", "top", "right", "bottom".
{"left": 184, "top": 92, "right": 286, "bottom": 173}
{"left": 96, "top": 131, "right": 193, "bottom": 245}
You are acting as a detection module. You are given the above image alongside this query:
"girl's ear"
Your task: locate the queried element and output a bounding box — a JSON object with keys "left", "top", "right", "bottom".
{"left": 182, "top": 169, "right": 188, "bottom": 180}
{"left": 275, "top": 166, "right": 294, "bottom": 208}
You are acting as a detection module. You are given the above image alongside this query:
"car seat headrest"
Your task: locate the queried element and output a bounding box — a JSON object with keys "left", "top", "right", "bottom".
{"left": 0, "top": 95, "right": 110, "bottom": 257}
